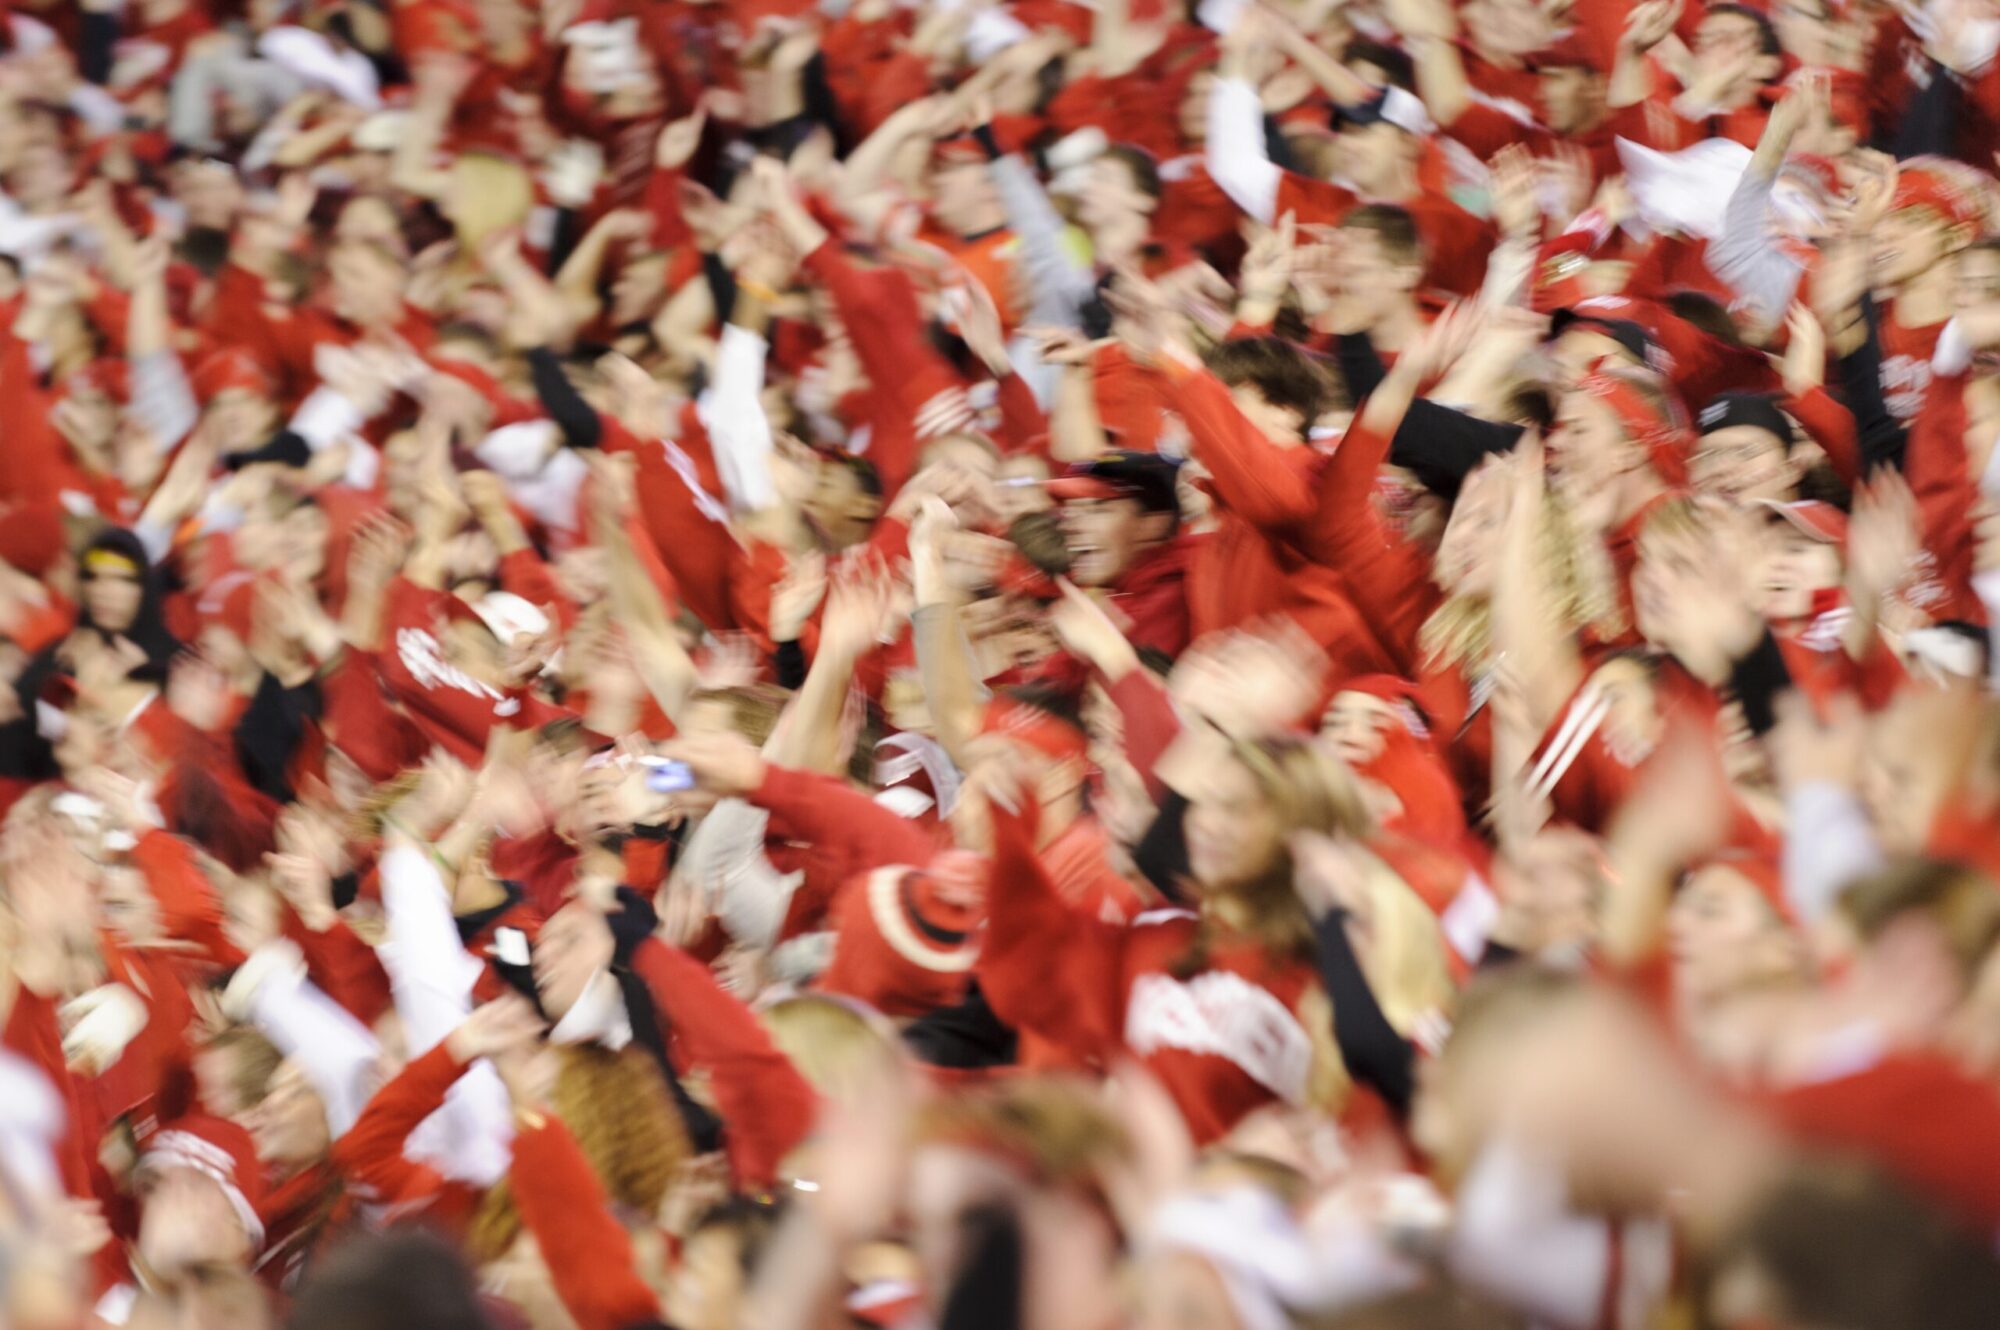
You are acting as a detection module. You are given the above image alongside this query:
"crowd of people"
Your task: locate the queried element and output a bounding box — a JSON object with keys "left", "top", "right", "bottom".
{"left": 3, "top": 0, "right": 2000, "bottom": 1326}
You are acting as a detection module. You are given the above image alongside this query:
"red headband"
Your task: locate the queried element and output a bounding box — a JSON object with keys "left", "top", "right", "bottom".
{"left": 979, "top": 697, "right": 1088, "bottom": 763}
{"left": 1578, "top": 372, "right": 1690, "bottom": 487}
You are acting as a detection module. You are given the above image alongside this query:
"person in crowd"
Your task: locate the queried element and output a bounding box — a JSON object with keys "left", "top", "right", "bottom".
{"left": 3, "top": 5, "right": 2000, "bottom": 1330}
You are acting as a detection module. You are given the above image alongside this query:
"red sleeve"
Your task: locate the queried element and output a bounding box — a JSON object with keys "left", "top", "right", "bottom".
{"left": 1274, "top": 173, "right": 1357, "bottom": 228}
{"left": 994, "top": 371, "right": 1050, "bottom": 457}
{"left": 0, "top": 333, "right": 68, "bottom": 507}
{"left": 498, "top": 547, "right": 579, "bottom": 633}
{"left": 129, "top": 831, "right": 245, "bottom": 968}
{"left": 1108, "top": 669, "right": 1182, "bottom": 804}
{"left": 2, "top": 990, "right": 96, "bottom": 1198}
{"left": 1305, "top": 416, "right": 1439, "bottom": 667}
{"left": 1442, "top": 103, "right": 1545, "bottom": 158}
{"left": 331, "top": 1042, "right": 456, "bottom": 1205}
{"left": 281, "top": 908, "right": 394, "bottom": 1028}
{"left": 641, "top": 166, "right": 693, "bottom": 251}
{"left": 799, "top": 239, "right": 962, "bottom": 498}
{"left": 751, "top": 763, "right": 937, "bottom": 879}
{"left": 975, "top": 800, "right": 1128, "bottom": 1065}
{"left": 1163, "top": 365, "right": 1316, "bottom": 532}
{"left": 1784, "top": 386, "right": 1862, "bottom": 489}
{"left": 509, "top": 1115, "right": 663, "bottom": 1330}
{"left": 629, "top": 938, "right": 818, "bottom": 1189}
{"left": 1905, "top": 370, "right": 1983, "bottom": 623}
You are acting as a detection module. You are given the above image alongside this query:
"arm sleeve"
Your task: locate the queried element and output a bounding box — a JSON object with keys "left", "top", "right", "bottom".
{"left": 129, "top": 351, "right": 200, "bottom": 453}
{"left": 529, "top": 347, "right": 606, "bottom": 452}
{"left": 750, "top": 763, "right": 940, "bottom": 880}
{"left": 1335, "top": 333, "right": 1387, "bottom": 405}
{"left": 1107, "top": 669, "right": 1183, "bottom": 804}
{"left": 696, "top": 324, "right": 779, "bottom": 514}
{"left": 977, "top": 800, "right": 1131, "bottom": 1064}
{"left": 672, "top": 799, "right": 800, "bottom": 951}
{"left": 243, "top": 959, "right": 382, "bottom": 1138}
{"left": 378, "top": 843, "right": 516, "bottom": 1187}
{"left": 629, "top": 938, "right": 820, "bottom": 1189}
{"left": 1784, "top": 386, "right": 1862, "bottom": 489}
{"left": 1165, "top": 365, "right": 1316, "bottom": 530}
{"left": 1312, "top": 911, "right": 1415, "bottom": 1120}
{"left": 1387, "top": 400, "right": 1523, "bottom": 498}
{"left": 508, "top": 1116, "right": 663, "bottom": 1330}
{"left": 1206, "top": 76, "right": 1281, "bottom": 224}
{"left": 987, "top": 153, "right": 1098, "bottom": 329}
{"left": 1833, "top": 295, "right": 1907, "bottom": 473}
{"left": 1708, "top": 165, "right": 1804, "bottom": 332}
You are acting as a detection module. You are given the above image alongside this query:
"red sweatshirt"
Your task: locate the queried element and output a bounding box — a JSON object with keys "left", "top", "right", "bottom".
{"left": 1162, "top": 363, "right": 1395, "bottom": 680}
{"left": 978, "top": 800, "right": 1330, "bottom": 1144}
{"left": 629, "top": 938, "right": 819, "bottom": 1190}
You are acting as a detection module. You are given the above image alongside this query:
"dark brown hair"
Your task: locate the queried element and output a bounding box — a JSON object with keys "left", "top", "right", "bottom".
{"left": 1201, "top": 337, "right": 1347, "bottom": 438}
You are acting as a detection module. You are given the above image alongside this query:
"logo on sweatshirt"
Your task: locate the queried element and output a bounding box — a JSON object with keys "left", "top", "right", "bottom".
{"left": 1125, "top": 971, "right": 1313, "bottom": 1104}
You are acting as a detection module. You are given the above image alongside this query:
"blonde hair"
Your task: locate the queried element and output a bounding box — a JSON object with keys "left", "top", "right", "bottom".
{"left": 913, "top": 1076, "right": 1133, "bottom": 1193}
{"left": 469, "top": 1044, "right": 691, "bottom": 1262}
{"left": 760, "top": 995, "right": 900, "bottom": 1105}
{"left": 447, "top": 151, "right": 536, "bottom": 252}
{"left": 1351, "top": 857, "right": 1456, "bottom": 1036}
{"left": 1420, "top": 490, "right": 1625, "bottom": 673}
{"left": 1185, "top": 738, "right": 1372, "bottom": 970}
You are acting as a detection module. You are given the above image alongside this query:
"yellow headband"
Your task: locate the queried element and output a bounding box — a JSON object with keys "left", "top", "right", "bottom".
{"left": 83, "top": 549, "right": 141, "bottom": 577}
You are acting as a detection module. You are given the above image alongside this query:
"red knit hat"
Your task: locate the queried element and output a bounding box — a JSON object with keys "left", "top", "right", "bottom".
{"left": 817, "top": 860, "right": 985, "bottom": 1018}
{"left": 138, "top": 1113, "right": 267, "bottom": 1249}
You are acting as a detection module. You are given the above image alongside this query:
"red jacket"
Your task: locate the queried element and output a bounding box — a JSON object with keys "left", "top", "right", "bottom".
{"left": 1164, "top": 364, "right": 1395, "bottom": 680}
{"left": 979, "top": 800, "right": 1329, "bottom": 1144}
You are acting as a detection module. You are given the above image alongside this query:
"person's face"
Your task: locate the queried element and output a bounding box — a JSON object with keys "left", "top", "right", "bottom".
{"left": 1959, "top": 247, "right": 2000, "bottom": 309}
{"left": 612, "top": 252, "right": 669, "bottom": 324}
{"left": 1227, "top": 384, "right": 1305, "bottom": 446}
{"left": 9, "top": 141, "right": 69, "bottom": 210}
{"left": 931, "top": 159, "right": 1004, "bottom": 237}
{"left": 1691, "top": 425, "right": 1795, "bottom": 503}
{"left": 174, "top": 162, "right": 243, "bottom": 231}
{"left": 1548, "top": 392, "right": 1637, "bottom": 501}
{"left": 1061, "top": 496, "right": 1155, "bottom": 586}
{"left": 137, "top": 1165, "right": 254, "bottom": 1276}
{"left": 1433, "top": 465, "right": 1509, "bottom": 595}
{"left": 1185, "top": 754, "right": 1282, "bottom": 891}
{"left": 1756, "top": 524, "right": 1841, "bottom": 621}
{"left": 1131, "top": 1252, "right": 1243, "bottom": 1330}
{"left": 1666, "top": 866, "right": 1789, "bottom": 1002}
{"left": 197, "top": 623, "right": 252, "bottom": 682}
{"left": 1333, "top": 228, "right": 1418, "bottom": 324}
{"left": 244, "top": 1059, "right": 332, "bottom": 1168}
{"left": 1694, "top": 12, "right": 1777, "bottom": 84}
{"left": 1494, "top": 827, "right": 1603, "bottom": 953}
{"left": 336, "top": 195, "right": 400, "bottom": 247}
{"left": 1078, "top": 157, "right": 1151, "bottom": 232}
{"left": 82, "top": 559, "right": 145, "bottom": 633}
{"left": 802, "top": 461, "right": 879, "bottom": 547}
{"left": 1333, "top": 122, "right": 1413, "bottom": 197}
{"left": 329, "top": 243, "right": 405, "bottom": 326}
{"left": 1540, "top": 66, "right": 1604, "bottom": 136}
{"left": 533, "top": 902, "right": 615, "bottom": 1020}
{"left": 1320, "top": 692, "right": 1395, "bottom": 768}
{"left": 1872, "top": 207, "right": 1953, "bottom": 288}
{"left": 665, "top": 1226, "right": 747, "bottom": 1330}
{"left": 1591, "top": 657, "right": 1663, "bottom": 757}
